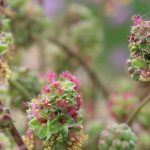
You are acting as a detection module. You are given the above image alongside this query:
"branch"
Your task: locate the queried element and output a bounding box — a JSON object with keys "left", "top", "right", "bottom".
{"left": 0, "top": 101, "right": 28, "bottom": 150}
{"left": 127, "top": 94, "right": 150, "bottom": 126}
{"left": 0, "top": 0, "right": 4, "bottom": 14}
{"left": 9, "top": 79, "right": 32, "bottom": 100}
{"left": 49, "top": 38, "right": 109, "bottom": 99}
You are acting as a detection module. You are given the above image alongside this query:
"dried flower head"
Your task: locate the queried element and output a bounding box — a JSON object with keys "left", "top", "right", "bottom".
{"left": 67, "top": 129, "right": 88, "bottom": 150}
{"left": 22, "top": 129, "right": 35, "bottom": 150}
{"left": 0, "top": 60, "right": 11, "bottom": 84}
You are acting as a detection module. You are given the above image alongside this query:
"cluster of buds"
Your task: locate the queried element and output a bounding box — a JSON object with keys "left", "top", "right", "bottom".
{"left": 7, "top": 0, "right": 48, "bottom": 47}
{"left": 108, "top": 93, "right": 137, "bottom": 122}
{"left": 43, "top": 134, "right": 63, "bottom": 150}
{"left": 127, "top": 16, "right": 150, "bottom": 82}
{"left": 67, "top": 127, "right": 88, "bottom": 150}
{"left": 22, "top": 129, "right": 35, "bottom": 150}
{"left": 27, "top": 71, "right": 86, "bottom": 149}
{"left": 0, "top": 23, "right": 13, "bottom": 84}
{"left": 99, "top": 123, "right": 137, "bottom": 150}
{"left": 0, "top": 60, "right": 11, "bottom": 84}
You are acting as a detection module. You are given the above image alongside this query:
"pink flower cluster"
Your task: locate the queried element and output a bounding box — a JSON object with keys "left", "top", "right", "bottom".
{"left": 29, "top": 71, "right": 82, "bottom": 124}
{"left": 132, "top": 15, "right": 142, "bottom": 26}
{"left": 42, "top": 71, "right": 79, "bottom": 94}
{"left": 107, "top": 92, "right": 137, "bottom": 122}
{"left": 61, "top": 71, "right": 79, "bottom": 91}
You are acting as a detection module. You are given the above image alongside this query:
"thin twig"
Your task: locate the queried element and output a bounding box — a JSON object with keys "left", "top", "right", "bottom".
{"left": 0, "top": 101, "right": 28, "bottom": 150}
{"left": 127, "top": 94, "right": 150, "bottom": 126}
{"left": 0, "top": 0, "right": 4, "bottom": 15}
{"left": 49, "top": 38, "right": 109, "bottom": 99}
{"left": 9, "top": 79, "right": 32, "bottom": 100}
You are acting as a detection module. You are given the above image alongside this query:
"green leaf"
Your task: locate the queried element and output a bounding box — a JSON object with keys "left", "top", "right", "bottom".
{"left": 61, "top": 126, "right": 68, "bottom": 138}
{"left": 132, "top": 74, "right": 140, "bottom": 81}
{"left": 47, "top": 119, "right": 62, "bottom": 135}
{"left": 65, "top": 116, "right": 74, "bottom": 124}
{"left": 47, "top": 119, "right": 69, "bottom": 140}
{"left": 76, "top": 116, "right": 83, "bottom": 124}
{"left": 37, "top": 125, "right": 48, "bottom": 139}
{"left": 29, "top": 118, "right": 41, "bottom": 129}
{"left": 128, "top": 44, "right": 137, "bottom": 52}
{"left": 131, "top": 59, "right": 146, "bottom": 68}
{"left": 0, "top": 44, "right": 7, "bottom": 55}
{"left": 46, "top": 132, "right": 52, "bottom": 141}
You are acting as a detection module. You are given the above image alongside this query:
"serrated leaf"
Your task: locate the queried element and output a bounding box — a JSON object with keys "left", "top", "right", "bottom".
{"left": 29, "top": 118, "right": 41, "bottom": 129}
{"left": 61, "top": 126, "right": 68, "bottom": 138}
{"left": 65, "top": 116, "right": 74, "bottom": 124}
{"left": 131, "top": 59, "right": 146, "bottom": 68}
{"left": 47, "top": 119, "right": 62, "bottom": 135}
{"left": 37, "top": 125, "right": 48, "bottom": 139}
{"left": 76, "top": 116, "right": 83, "bottom": 124}
{"left": 0, "top": 44, "right": 7, "bottom": 55}
{"left": 128, "top": 44, "right": 137, "bottom": 51}
{"left": 46, "top": 132, "right": 52, "bottom": 141}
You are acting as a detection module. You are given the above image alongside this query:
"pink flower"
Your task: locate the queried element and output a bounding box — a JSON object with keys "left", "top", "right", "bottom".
{"left": 53, "top": 81, "right": 60, "bottom": 88}
{"left": 123, "top": 93, "right": 131, "bottom": 99}
{"left": 32, "top": 103, "right": 39, "bottom": 119}
{"left": 61, "top": 71, "right": 72, "bottom": 79}
{"left": 128, "top": 34, "right": 138, "bottom": 43}
{"left": 132, "top": 15, "right": 142, "bottom": 26}
{"left": 71, "top": 113, "right": 78, "bottom": 120}
{"left": 70, "top": 76, "right": 79, "bottom": 91}
{"left": 58, "top": 88, "right": 64, "bottom": 94}
{"left": 42, "top": 100, "right": 51, "bottom": 108}
{"left": 56, "top": 100, "right": 67, "bottom": 109}
{"left": 42, "top": 85, "right": 51, "bottom": 94}
{"left": 61, "top": 71, "right": 79, "bottom": 90}
{"left": 53, "top": 81, "right": 64, "bottom": 95}
{"left": 67, "top": 105, "right": 78, "bottom": 120}
{"left": 47, "top": 71, "right": 56, "bottom": 83}
{"left": 76, "top": 94, "right": 82, "bottom": 109}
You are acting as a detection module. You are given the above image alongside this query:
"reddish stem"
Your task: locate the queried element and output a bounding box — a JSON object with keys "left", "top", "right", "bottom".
{"left": 50, "top": 38, "right": 109, "bottom": 99}
{"left": 0, "top": 0, "right": 4, "bottom": 14}
{"left": 0, "top": 102, "right": 28, "bottom": 150}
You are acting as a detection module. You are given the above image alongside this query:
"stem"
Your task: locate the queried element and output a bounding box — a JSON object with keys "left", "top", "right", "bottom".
{"left": 0, "top": 101, "right": 28, "bottom": 150}
{"left": 49, "top": 38, "right": 109, "bottom": 99}
{"left": 127, "top": 94, "right": 150, "bottom": 126}
{"left": 0, "top": 0, "right": 4, "bottom": 14}
{"left": 9, "top": 79, "right": 32, "bottom": 100}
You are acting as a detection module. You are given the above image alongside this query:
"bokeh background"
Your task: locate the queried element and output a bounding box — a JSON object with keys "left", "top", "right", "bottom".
{"left": 1, "top": 0, "right": 150, "bottom": 149}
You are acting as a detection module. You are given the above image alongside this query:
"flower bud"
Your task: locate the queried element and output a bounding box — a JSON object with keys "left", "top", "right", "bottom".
{"left": 99, "top": 123, "right": 137, "bottom": 150}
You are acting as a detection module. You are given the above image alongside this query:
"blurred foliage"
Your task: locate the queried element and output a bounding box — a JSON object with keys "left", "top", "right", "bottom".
{"left": 9, "top": 68, "right": 41, "bottom": 107}
{"left": 0, "top": 0, "right": 150, "bottom": 149}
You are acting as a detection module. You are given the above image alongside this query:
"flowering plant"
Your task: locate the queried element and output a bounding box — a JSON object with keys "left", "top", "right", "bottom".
{"left": 108, "top": 92, "right": 137, "bottom": 122}
{"left": 27, "top": 71, "right": 87, "bottom": 149}
{"left": 128, "top": 16, "right": 150, "bottom": 81}
{"left": 99, "top": 123, "right": 137, "bottom": 150}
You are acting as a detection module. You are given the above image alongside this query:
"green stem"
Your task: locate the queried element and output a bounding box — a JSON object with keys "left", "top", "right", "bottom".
{"left": 127, "top": 94, "right": 150, "bottom": 126}
{"left": 9, "top": 79, "right": 32, "bottom": 100}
